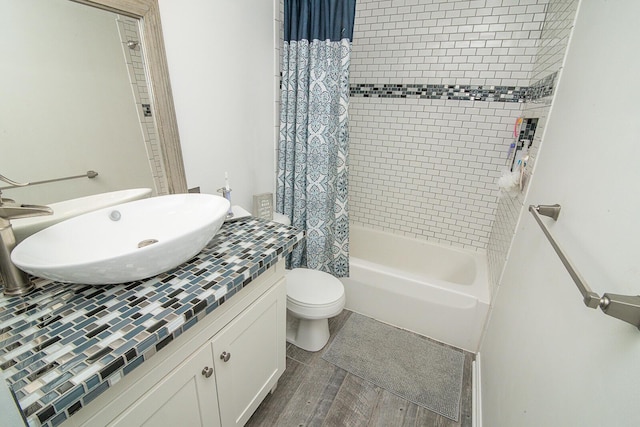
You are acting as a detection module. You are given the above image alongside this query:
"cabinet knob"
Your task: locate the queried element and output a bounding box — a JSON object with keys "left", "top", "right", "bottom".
{"left": 201, "top": 366, "right": 213, "bottom": 378}
{"left": 220, "top": 351, "right": 231, "bottom": 362}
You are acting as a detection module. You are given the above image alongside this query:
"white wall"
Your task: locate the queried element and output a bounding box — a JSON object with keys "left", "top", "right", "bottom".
{"left": 1, "top": 0, "right": 156, "bottom": 204}
{"left": 158, "top": 0, "right": 276, "bottom": 210}
{"left": 480, "top": 1, "right": 640, "bottom": 425}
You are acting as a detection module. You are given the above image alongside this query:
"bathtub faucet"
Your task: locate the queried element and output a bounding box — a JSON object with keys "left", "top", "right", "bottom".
{"left": 0, "top": 173, "right": 53, "bottom": 296}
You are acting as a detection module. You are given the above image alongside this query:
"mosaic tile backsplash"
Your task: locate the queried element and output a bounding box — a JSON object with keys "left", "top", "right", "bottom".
{"left": 0, "top": 218, "right": 303, "bottom": 427}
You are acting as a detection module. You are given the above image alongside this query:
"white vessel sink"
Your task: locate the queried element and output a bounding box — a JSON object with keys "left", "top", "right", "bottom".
{"left": 11, "top": 188, "right": 153, "bottom": 243}
{"left": 11, "top": 193, "right": 230, "bottom": 284}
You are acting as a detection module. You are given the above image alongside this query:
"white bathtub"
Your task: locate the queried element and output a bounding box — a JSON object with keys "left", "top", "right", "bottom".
{"left": 341, "top": 224, "right": 490, "bottom": 352}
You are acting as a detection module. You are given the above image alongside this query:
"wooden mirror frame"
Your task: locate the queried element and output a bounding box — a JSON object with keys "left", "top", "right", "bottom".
{"left": 72, "top": 0, "right": 188, "bottom": 194}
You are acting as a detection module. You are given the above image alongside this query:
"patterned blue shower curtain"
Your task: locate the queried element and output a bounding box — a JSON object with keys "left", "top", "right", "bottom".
{"left": 276, "top": 0, "right": 356, "bottom": 277}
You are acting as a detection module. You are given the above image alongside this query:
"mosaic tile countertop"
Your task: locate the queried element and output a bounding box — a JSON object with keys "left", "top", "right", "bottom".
{"left": 0, "top": 217, "right": 304, "bottom": 427}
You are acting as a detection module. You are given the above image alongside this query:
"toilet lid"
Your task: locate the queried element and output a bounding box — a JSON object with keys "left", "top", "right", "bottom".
{"left": 286, "top": 268, "right": 344, "bottom": 305}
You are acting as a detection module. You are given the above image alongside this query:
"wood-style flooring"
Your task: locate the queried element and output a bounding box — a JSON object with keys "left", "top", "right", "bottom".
{"left": 247, "top": 310, "right": 474, "bottom": 427}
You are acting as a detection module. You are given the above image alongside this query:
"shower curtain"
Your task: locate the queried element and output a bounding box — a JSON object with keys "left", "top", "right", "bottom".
{"left": 276, "top": 0, "right": 356, "bottom": 277}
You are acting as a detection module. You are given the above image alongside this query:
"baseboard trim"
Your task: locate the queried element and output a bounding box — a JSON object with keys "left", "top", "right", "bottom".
{"left": 472, "top": 353, "right": 482, "bottom": 427}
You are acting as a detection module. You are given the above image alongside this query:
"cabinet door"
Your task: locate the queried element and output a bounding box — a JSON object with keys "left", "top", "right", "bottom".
{"left": 110, "top": 344, "right": 220, "bottom": 427}
{"left": 212, "top": 280, "right": 286, "bottom": 427}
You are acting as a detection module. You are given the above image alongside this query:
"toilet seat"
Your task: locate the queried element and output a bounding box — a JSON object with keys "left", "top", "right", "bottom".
{"left": 285, "top": 268, "right": 345, "bottom": 319}
{"left": 286, "top": 268, "right": 344, "bottom": 304}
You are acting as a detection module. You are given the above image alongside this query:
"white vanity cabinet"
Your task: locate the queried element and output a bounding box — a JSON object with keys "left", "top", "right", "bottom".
{"left": 62, "top": 260, "right": 286, "bottom": 427}
{"left": 212, "top": 283, "right": 283, "bottom": 427}
{"left": 111, "top": 343, "right": 221, "bottom": 427}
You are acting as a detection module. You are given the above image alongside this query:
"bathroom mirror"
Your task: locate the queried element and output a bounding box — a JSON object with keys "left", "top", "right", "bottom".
{"left": 0, "top": 0, "right": 187, "bottom": 203}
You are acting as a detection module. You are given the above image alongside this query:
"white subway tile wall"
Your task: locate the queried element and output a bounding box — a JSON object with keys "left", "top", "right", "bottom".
{"left": 351, "top": 0, "right": 548, "bottom": 87}
{"left": 485, "top": 0, "right": 578, "bottom": 292}
{"left": 530, "top": 0, "right": 579, "bottom": 82}
{"left": 349, "top": 0, "right": 550, "bottom": 250}
{"left": 350, "top": 97, "right": 521, "bottom": 249}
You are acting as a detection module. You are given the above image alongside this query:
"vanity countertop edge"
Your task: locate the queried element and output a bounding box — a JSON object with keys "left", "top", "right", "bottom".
{"left": 0, "top": 217, "right": 303, "bottom": 427}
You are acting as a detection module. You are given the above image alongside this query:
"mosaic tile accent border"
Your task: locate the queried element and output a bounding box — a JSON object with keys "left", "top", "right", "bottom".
{"left": 0, "top": 218, "right": 303, "bottom": 427}
{"left": 349, "top": 72, "right": 558, "bottom": 103}
{"left": 350, "top": 82, "right": 528, "bottom": 102}
{"left": 526, "top": 71, "right": 557, "bottom": 101}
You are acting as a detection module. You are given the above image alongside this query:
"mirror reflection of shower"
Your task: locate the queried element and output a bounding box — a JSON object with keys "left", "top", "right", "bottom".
{"left": 1, "top": 0, "right": 168, "bottom": 204}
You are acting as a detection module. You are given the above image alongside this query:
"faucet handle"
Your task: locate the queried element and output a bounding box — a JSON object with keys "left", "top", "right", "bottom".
{"left": 0, "top": 174, "right": 29, "bottom": 201}
{"left": 0, "top": 173, "right": 29, "bottom": 187}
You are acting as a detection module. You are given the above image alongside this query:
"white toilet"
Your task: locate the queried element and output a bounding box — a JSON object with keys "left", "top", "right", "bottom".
{"left": 273, "top": 212, "right": 346, "bottom": 352}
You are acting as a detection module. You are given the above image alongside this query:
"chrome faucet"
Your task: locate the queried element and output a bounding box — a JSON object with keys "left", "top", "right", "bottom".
{"left": 0, "top": 173, "right": 53, "bottom": 296}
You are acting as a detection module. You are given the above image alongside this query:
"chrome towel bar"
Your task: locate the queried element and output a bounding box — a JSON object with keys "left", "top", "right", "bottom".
{"left": 0, "top": 170, "right": 98, "bottom": 190}
{"left": 529, "top": 204, "right": 640, "bottom": 330}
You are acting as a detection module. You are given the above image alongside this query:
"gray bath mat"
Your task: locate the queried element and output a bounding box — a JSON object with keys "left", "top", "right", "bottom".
{"left": 322, "top": 313, "right": 464, "bottom": 421}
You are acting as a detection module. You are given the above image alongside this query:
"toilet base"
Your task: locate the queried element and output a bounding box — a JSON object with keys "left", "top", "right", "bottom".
{"left": 286, "top": 313, "right": 331, "bottom": 352}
